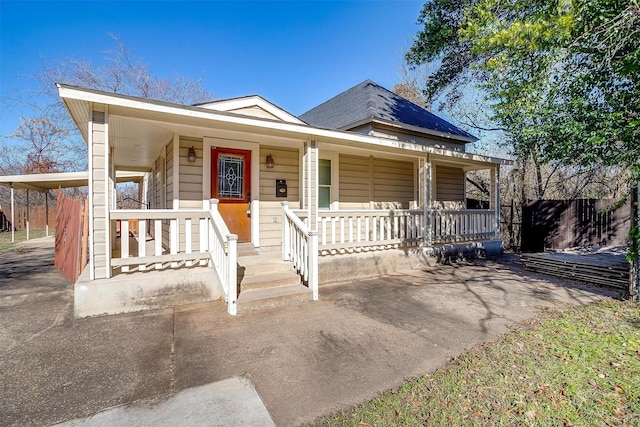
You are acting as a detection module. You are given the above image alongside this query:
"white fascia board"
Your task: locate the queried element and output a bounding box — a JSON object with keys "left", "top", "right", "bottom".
{"left": 57, "top": 84, "right": 512, "bottom": 166}
{"left": 0, "top": 171, "right": 89, "bottom": 190}
{"left": 0, "top": 170, "right": 145, "bottom": 191}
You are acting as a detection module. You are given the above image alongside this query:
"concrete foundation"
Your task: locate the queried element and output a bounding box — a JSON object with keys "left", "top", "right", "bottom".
{"left": 74, "top": 240, "right": 503, "bottom": 316}
{"left": 74, "top": 266, "right": 221, "bottom": 318}
{"left": 319, "top": 240, "right": 503, "bottom": 284}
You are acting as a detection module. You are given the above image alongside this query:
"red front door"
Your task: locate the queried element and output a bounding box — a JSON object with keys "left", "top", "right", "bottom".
{"left": 211, "top": 148, "right": 251, "bottom": 242}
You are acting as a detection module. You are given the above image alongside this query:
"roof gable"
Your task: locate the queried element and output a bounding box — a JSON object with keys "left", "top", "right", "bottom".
{"left": 299, "top": 80, "right": 476, "bottom": 142}
{"left": 195, "top": 95, "right": 304, "bottom": 124}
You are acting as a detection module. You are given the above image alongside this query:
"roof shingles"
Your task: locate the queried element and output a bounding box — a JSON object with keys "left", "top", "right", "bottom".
{"left": 299, "top": 79, "right": 476, "bottom": 141}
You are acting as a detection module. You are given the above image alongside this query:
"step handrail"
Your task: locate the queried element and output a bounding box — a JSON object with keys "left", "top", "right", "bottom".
{"left": 208, "top": 199, "right": 238, "bottom": 315}
{"left": 281, "top": 202, "right": 318, "bottom": 300}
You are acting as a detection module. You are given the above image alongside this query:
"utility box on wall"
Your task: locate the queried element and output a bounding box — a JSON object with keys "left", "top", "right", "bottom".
{"left": 276, "top": 179, "right": 287, "bottom": 198}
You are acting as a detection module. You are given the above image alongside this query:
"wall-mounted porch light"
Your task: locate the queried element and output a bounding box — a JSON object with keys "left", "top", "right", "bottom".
{"left": 266, "top": 154, "right": 275, "bottom": 168}
{"left": 187, "top": 146, "right": 197, "bottom": 163}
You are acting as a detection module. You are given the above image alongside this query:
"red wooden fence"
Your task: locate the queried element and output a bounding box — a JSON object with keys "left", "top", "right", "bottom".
{"left": 54, "top": 190, "right": 88, "bottom": 283}
{"left": 0, "top": 206, "right": 56, "bottom": 232}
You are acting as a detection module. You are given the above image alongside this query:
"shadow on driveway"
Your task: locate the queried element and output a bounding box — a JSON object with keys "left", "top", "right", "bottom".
{"left": 0, "top": 247, "right": 619, "bottom": 426}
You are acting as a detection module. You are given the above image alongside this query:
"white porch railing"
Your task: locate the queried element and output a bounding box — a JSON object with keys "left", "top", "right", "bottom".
{"left": 109, "top": 199, "right": 238, "bottom": 315}
{"left": 432, "top": 209, "right": 496, "bottom": 244}
{"left": 317, "top": 209, "right": 425, "bottom": 252}
{"left": 281, "top": 202, "right": 318, "bottom": 300}
{"left": 289, "top": 208, "right": 497, "bottom": 254}
{"left": 110, "top": 209, "right": 211, "bottom": 271}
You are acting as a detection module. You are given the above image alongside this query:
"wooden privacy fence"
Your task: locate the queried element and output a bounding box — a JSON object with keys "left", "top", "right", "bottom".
{"left": 0, "top": 208, "right": 11, "bottom": 232}
{"left": 521, "top": 199, "right": 630, "bottom": 252}
{"left": 0, "top": 206, "right": 56, "bottom": 231}
{"left": 54, "top": 190, "right": 88, "bottom": 283}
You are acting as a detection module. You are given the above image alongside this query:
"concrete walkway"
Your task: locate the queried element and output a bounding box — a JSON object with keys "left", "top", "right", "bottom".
{"left": 54, "top": 378, "right": 275, "bottom": 427}
{"left": 0, "top": 237, "right": 619, "bottom": 426}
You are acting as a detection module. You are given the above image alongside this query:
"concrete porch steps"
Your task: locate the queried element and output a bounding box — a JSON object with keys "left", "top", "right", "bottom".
{"left": 236, "top": 248, "right": 312, "bottom": 314}
{"left": 237, "top": 284, "right": 313, "bottom": 314}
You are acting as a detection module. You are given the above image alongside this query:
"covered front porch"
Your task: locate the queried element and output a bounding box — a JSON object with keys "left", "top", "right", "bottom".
{"left": 101, "top": 196, "right": 501, "bottom": 316}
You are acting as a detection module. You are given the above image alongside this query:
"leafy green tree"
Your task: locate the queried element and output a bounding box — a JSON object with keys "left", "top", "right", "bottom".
{"left": 406, "top": 0, "right": 639, "bottom": 181}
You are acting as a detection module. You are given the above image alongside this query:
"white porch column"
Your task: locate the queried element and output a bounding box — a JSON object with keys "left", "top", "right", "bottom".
{"left": 172, "top": 134, "right": 180, "bottom": 210}
{"left": 420, "top": 156, "right": 433, "bottom": 246}
{"left": 490, "top": 165, "right": 501, "bottom": 240}
{"left": 171, "top": 134, "right": 180, "bottom": 267}
{"left": 304, "top": 139, "right": 318, "bottom": 231}
{"left": 87, "top": 107, "right": 110, "bottom": 280}
{"left": 105, "top": 108, "right": 112, "bottom": 278}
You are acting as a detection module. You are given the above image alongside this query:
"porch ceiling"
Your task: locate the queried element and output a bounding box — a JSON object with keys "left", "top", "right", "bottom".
{"left": 109, "top": 115, "right": 174, "bottom": 171}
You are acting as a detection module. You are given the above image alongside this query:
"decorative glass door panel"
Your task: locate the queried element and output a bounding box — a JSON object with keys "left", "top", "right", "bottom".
{"left": 218, "top": 155, "right": 245, "bottom": 199}
{"left": 211, "top": 148, "right": 251, "bottom": 242}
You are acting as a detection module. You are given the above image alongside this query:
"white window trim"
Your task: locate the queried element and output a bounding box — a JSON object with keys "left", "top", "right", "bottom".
{"left": 319, "top": 151, "right": 339, "bottom": 210}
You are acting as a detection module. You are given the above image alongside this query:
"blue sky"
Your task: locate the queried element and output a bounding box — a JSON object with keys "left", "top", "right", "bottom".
{"left": 0, "top": 0, "right": 426, "bottom": 139}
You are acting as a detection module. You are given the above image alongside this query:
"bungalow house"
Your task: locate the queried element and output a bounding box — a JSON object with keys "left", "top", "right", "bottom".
{"left": 43, "top": 80, "right": 508, "bottom": 316}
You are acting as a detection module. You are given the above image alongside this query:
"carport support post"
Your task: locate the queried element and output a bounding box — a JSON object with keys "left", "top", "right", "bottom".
{"left": 45, "top": 191, "right": 49, "bottom": 237}
{"left": 26, "top": 189, "right": 30, "bottom": 240}
{"left": 10, "top": 183, "right": 15, "bottom": 243}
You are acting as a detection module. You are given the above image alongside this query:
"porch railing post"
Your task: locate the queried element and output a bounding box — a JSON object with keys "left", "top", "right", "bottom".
{"left": 309, "top": 230, "right": 319, "bottom": 300}
{"left": 493, "top": 166, "right": 501, "bottom": 240}
{"left": 227, "top": 234, "right": 238, "bottom": 315}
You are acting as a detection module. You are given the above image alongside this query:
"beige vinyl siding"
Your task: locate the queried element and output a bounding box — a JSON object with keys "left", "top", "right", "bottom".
{"left": 259, "top": 146, "right": 300, "bottom": 202}
{"left": 339, "top": 154, "right": 370, "bottom": 209}
{"left": 91, "top": 111, "right": 107, "bottom": 279}
{"left": 260, "top": 201, "right": 300, "bottom": 249}
{"left": 259, "top": 145, "right": 300, "bottom": 248}
{"left": 372, "top": 158, "right": 414, "bottom": 208}
{"left": 435, "top": 165, "right": 465, "bottom": 204}
{"left": 339, "top": 154, "right": 414, "bottom": 209}
{"left": 369, "top": 125, "right": 466, "bottom": 152}
{"left": 154, "top": 157, "right": 164, "bottom": 209}
{"left": 178, "top": 137, "right": 204, "bottom": 251}
{"left": 229, "top": 106, "right": 280, "bottom": 120}
{"left": 178, "top": 137, "right": 204, "bottom": 209}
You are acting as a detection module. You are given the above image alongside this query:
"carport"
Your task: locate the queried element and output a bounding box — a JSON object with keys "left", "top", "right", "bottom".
{"left": 0, "top": 171, "right": 143, "bottom": 243}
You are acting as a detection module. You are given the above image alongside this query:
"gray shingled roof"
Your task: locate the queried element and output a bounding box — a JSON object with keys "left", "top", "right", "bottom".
{"left": 299, "top": 80, "right": 476, "bottom": 141}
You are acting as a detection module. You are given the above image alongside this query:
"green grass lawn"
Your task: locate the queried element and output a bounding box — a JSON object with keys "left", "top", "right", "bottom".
{"left": 310, "top": 299, "right": 640, "bottom": 426}
{"left": 0, "top": 230, "right": 52, "bottom": 251}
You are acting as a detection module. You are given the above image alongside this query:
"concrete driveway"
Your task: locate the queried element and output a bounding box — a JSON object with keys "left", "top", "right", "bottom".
{"left": 0, "top": 237, "right": 618, "bottom": 426}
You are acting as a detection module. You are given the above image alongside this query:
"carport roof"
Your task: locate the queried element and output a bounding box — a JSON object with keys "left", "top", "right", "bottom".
{"left": 0, "top": 171, "right": 144, "bottom": 191}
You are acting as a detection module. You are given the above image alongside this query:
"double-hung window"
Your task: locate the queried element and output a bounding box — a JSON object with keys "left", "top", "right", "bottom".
{"left": 318, "top": 158, "right": 331, "bottom": 209}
